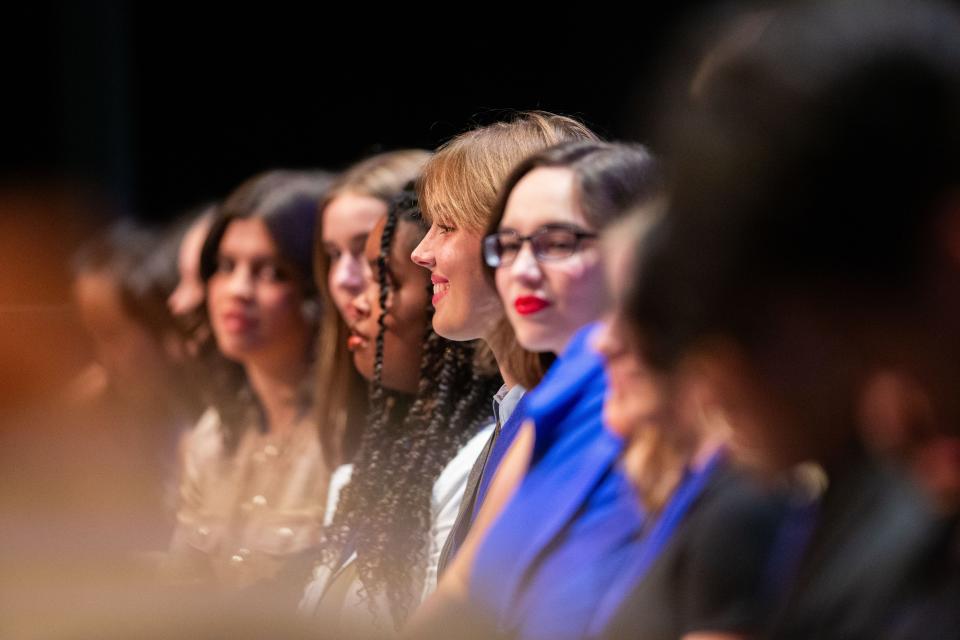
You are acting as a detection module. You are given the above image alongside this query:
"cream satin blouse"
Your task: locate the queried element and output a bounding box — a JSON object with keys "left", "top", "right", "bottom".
{"left": 164, "top": 408, "right": 330, "bottom": 589}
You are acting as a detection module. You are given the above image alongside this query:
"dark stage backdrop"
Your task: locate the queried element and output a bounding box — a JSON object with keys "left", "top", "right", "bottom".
{"left": 4, "top": 3, "right": 719, "bottom": 220}
{"left": 0, "top": 2, "right": 720, "bottom": 412}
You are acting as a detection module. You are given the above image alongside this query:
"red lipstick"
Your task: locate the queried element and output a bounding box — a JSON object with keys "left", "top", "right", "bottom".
{"left": 514, "top": 295, "right": 550, "bottom": 316}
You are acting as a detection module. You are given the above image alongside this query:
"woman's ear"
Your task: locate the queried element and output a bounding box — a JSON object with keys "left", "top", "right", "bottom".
{"left": 858, "top": 367, "right": 936, "bottom": 461}
{"left": 673, "top": 337, "right": 793, "bottom": 472}
{"left": 672, "top": 338, "right": 744, "bottom": 442}
{"left": 302, "top": 297, "right": 321, "bottom": 326}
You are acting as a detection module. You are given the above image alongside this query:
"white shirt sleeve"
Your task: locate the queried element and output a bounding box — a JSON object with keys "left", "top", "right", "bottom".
{"left": 324, "top": 463, "right": 354, "bottom": 526}
{"left": 298, "top": 463, "right": 354, "bottom": 616}
{"left": 301, "top": 428, "right": 498, "bottom": 619}
{"left": 422, "top": 423, "right": 496, "bottom": 600}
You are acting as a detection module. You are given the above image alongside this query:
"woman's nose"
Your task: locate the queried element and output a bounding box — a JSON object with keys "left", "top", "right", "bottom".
{"left": 411, "top": 228, "right": 436, "bottom": 269}
{"left": 350, "top": 287, "right": 372, "bottom": 320}
{"left": 332, "top": 254, "right": 365, "bottom": 296}
{"left": 508, "top": 242, "right": 543, "bottom": 285}
{"left": 591, "top": 318, "right": 623, "bottom": 360}
{"left": 227, "top": 265, "right": 254, "bottom": 298}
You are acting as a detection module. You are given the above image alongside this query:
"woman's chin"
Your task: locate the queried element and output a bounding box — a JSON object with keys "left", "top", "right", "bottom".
{"left": 602, "top": 402, "right": 635, "bottom": 440}
{"left": 352, "top": 353, "right": 375, "bottom": 382}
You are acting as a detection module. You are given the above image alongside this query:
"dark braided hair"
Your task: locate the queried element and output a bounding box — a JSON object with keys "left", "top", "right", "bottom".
{"left": 318, "top": 184, "right": 502, "bottom": 629}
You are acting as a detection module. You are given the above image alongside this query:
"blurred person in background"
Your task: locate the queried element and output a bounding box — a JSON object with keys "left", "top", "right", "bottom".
{"left": 167, "top": 203, "right": 217, "bottom": 356}
{"left": 70, "top": 219, "right": 201, "bottom": 542}
{"left": 164, "top": 170, "right": 331, "bottom": 591}
{"left": 71, "top": 221, "right": 178, "bottom": 407}
{"left": 313, "top": 150, "right": 431, "bottom": 472}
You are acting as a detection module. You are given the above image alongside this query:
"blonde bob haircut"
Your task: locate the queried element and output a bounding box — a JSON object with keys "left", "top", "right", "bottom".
{"left": 418, "top": 112, "right": 598, "bottom": 389}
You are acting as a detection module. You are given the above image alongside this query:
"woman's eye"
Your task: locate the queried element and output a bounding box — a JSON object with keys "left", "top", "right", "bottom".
{"left": 216, "top": 256, "right": 235, "bottom": 273}
{"left": 538, "top": 230, "right": 582, "bottom": 257}
{"left": 437, "top": 223, "right": 455, "bottom": 235}
{"left": 256, "top": 263, "right": 289, "bottom": 282}
{"left": 500, "top": 240, "right": 523, "bottom": 254}
{"left": 547, "top": 238, "right": 577, "bottom": 252}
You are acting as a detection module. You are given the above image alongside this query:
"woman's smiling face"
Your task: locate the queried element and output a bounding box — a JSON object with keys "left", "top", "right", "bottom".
{"left": 411, "top": 217, "right": 503, "bottom": 342}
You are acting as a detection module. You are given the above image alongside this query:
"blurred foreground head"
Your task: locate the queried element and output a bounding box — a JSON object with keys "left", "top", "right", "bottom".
{"left": 629, "top": 0, "right": 960, "bottom": 473}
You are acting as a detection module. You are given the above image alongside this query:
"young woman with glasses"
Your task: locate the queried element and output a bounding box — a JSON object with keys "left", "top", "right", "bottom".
{"left": 410, "top": 141, "right": 664, "bottom": 639}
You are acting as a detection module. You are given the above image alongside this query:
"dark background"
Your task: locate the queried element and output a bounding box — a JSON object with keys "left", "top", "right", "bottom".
{"left": 4, "top": 3, "right": 718, "bottom": 220}
{"left": 0, "top": 3, "right": 718, "bottom": 405}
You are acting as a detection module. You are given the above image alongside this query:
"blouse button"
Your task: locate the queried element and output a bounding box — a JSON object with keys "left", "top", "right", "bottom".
{"left": 251, "top": 494, "right": 267, "bottom": 507}
{"left": 277, "top": 527, "right": 294, "bottom": 538}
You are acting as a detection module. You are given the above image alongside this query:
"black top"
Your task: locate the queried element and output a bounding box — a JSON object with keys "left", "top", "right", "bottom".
{"left": 885, "top": 516, "right": 960, "bottom": 640}
{"left": 603, "top": 467, "right": 786, "bottom": 640}
{"left": 765, "top": 454, "right": 941, "bottom": 640}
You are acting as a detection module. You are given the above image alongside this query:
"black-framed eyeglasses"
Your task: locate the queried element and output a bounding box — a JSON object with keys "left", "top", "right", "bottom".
{"left": 483, "top": 224, "right": 598, "bottom": 268}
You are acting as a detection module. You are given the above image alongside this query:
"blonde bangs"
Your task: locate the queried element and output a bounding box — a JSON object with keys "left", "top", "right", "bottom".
{"left": 420, "top": 122, "right": 560, "bottom": 233}
{"left": 419, "top": 139, "right": 490, "bottom": 232}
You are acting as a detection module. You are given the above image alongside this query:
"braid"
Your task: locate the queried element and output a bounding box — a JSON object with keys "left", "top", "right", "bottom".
{"left": 366, "top": 203, "right": 399, "bottom": 432}
{"left": 316, "top": 186, "right": 502, "bottom": 629}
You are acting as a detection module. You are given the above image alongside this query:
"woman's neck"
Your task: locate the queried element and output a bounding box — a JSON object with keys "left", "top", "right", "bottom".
{"left": 485, "top": 337, "right": 519, "bottom": 389}
{"left": 691, "top": 428, "right": 727, "bottom": 471}
{"left": 245, "top": 355, "right": 308, "bottom": 436}
{"left": 380, "top": 387, "right": 416, "bottom": 425}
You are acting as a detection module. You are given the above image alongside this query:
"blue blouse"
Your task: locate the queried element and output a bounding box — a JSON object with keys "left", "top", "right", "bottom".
{"left": 468, "top": 323, "right": 647, "bottom": 640}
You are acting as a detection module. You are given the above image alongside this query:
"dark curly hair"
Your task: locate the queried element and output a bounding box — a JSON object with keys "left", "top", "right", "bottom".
{"left": 318, "top": 184, "right": 501, "bottom": 629}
